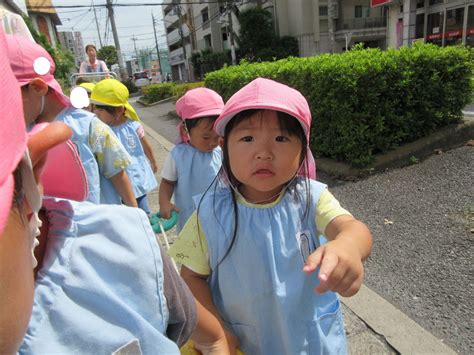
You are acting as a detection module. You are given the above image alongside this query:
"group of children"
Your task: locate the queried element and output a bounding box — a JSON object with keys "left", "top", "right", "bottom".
{"left": 0, "top": 20, "right": 373, "bottom": 355}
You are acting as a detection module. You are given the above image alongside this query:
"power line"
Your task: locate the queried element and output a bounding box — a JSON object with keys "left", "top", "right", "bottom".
{"left": 28, "top": 2, "right": 231, "bottom": 9}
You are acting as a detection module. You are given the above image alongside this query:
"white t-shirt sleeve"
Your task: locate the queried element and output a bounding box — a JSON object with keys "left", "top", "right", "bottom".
{"left": 161, "top": 154, "right": 177, "bottom": 181}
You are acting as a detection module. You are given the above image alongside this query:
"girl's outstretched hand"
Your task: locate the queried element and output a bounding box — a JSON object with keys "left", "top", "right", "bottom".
{"left": 303, "top": 215, "right": 372, "bottom": 297}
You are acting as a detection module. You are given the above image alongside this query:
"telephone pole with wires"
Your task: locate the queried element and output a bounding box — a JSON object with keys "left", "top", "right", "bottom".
{"left": 92, "top": 0, "right": 103, "bottom": 48}
{"left": 106, "top": 0, "right": 126, "bottom": 79}
{"left": 226, "top": 0, "right": 236, "bottom": 65}
{"left": 151, "top": 12, "right": 162, "bottom": 78}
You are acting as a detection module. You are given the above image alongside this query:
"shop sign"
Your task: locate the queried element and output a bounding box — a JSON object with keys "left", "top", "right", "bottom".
{"left": 371, "top": 0, "right": 393, "bottom": 7}
{"left": 446, "top": 30, "right": 462, "bottom": 37}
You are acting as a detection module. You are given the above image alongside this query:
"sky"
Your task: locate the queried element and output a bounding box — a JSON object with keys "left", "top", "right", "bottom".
{"left": 52, "top": 1, "right": 168, "bottom": 61}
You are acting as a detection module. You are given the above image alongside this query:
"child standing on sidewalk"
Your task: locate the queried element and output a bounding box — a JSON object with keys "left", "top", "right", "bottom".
{"left": 91, "top": 79, "right": 158, "bottom": 214}
{"left": 159, "top": 88, "right": 223, "bottom": 232}
{"left": 169, "top": 78, "right": 373, "bottom": 354}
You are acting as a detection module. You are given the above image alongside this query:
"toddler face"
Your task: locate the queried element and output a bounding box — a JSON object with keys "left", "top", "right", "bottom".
{"left": 93, "top": 105, "right": 117, "bottom": 125}
{"left": 188, "top": 117, "right": 219, "bottom": 152}
{"left": 226, "top": 110, "right": 303, "bottom": 203}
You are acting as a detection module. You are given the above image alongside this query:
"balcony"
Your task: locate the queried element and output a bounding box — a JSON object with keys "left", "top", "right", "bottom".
{"left": 336, "top": 17, "right": 387, "bottom": 31}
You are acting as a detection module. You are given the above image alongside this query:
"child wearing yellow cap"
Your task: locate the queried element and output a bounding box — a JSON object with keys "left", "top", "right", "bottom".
{"left": 91, "top": 79, "right": 158, "bottom": 214}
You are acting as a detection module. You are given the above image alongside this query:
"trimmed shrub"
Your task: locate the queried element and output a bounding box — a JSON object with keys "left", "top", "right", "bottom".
{"left": 172, "top": 82, "right": 205, "bottom": 100}
{"left": 142, "top": 83, "right": 176, "bottom": 104}
{"left": 205, "top": 44, "right": 473, "bottom": 167}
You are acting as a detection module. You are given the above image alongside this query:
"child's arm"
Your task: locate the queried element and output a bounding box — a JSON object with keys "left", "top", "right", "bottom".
{"left": 304, "top": 215, "right": 372, "bottom": 297}
{"left": 110, "top": 170, "right": 138, "bottom": 208}
{"left": 181, "top": 266, "right": 239, "bottom": 353}
{"left": 140, "top": 136, "right": 158, "bottom": 173}
{"left": 159, "top": 178, "right": 179, "bottom": 219}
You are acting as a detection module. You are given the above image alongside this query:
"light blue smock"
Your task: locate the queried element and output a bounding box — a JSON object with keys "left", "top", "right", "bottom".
{"left": 20, "top": 199, "right": 180, "bottom": 355}
{"left": 110, "top": 120, "right": 158, "bottom": 198}
{"left": 170, "top": 143, "right": 221, "bottom": 232}
{"left": 196, "top": 178, "right": 347, "bottom": 355}
{"left": 56, "top": 107, "right": 101, "bottom": 204}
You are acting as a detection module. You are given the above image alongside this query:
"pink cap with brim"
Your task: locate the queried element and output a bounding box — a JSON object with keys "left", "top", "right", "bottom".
{"left": 0, "top": 27, "right": 28, "bottom": 235}
{"left": 176, "top": 87, "right": 224, "bottom": 120}
{"left": 5, "top": 33, "right": 70, "bottom": 107}
{"left": 214, "top": 78, "right": 311, "bottom": 140}
{"left": 215, "top": 77, "right": 316, "bottom": 179}
{"left": 28, "top": 123, "right": 89, "bottom": 201}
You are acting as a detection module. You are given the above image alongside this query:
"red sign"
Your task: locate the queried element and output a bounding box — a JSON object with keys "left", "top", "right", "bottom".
{"left": 371, "top": 0, "right": 393, "bottom": 7}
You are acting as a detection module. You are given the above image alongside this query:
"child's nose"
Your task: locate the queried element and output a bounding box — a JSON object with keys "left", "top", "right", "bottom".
{"left": 255, "top": 144, "right": 273, "bottom": 160}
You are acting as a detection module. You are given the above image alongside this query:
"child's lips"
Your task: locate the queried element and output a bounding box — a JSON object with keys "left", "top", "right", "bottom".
{"left": 254, "top": 168, "right": 274, "bottom": 177}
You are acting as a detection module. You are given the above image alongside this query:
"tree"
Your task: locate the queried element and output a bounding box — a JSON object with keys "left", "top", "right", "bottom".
{"left": 97, "top": 45, "right": 118, "bottom": 68}
{"left": 22, "top": 16, "right": 74, "bottom": 88}
{"left": 236, "top": 7, "right": 299, "bottom": 62}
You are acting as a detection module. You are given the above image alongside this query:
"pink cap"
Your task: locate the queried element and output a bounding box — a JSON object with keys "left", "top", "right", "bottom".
{"left": 215, "top": 78, "right": 316, "bottom": 179}
{"left": 215, "top": 78, "right": 311, "bottom": 140}
{"left": 176, "top": 88, "right": 224, "bottom": 120}
{"left": 29, "top": 123, "right": 89, "bottom": 202}
{"left": 0, "top": 27, "right": 28, "bottom": 235}
{"left": 5, "top": 33, "right": 70, "bottom": 107}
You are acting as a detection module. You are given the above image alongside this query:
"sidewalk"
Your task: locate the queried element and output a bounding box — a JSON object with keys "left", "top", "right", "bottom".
{"left": 140, "top": 118, "right": 457, "bottom": 355}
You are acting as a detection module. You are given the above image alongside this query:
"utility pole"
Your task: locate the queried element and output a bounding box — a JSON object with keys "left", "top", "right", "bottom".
{"left": 106, "top": 0, "right": 126, "bottom": 79}
{"left": 151, "top": 12, "right": 162, "bottom": 78}
{"left": 176, "top": 4, "right": 191, "bottom": 81}
{"left": 327, "top": 0, "right": 337, "bottom": 53}
{"left": 92, "top": 0, "right": 103, "bottom": 48}
{"left": 131, "top": 35, "right": 140, "bottom": 71}
{"left": 226, "top": 1, "right": 236, "bottom": 65}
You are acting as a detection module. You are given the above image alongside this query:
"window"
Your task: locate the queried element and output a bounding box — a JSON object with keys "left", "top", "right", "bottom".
{"left": 319, "top": 6, "right": 328, "bottom": 17}
{"left": 445, "top": 7, "right": 464, "bottom": 46}
{"left": 417, "top": 0, "right": 425, "bottom": 9}
{"left": 466, "top": 5, "right": 474, "bottom": 47}
{"left": 426, "top": 12, "right": 444, "bottom": 45}
{"left": 355, "top": 6, "right": 370, "bottom": 19}
{"left": 202, "top": 8, "right": 209, "bottom": 23}
{"left": 429, "top": 0, "right": 443, "bottom": 5}
{"left": 415, "top": 13, "right": 425, "bottom": 39}
{"left": 204, "top": 34, "right": 212, "bottom": 49}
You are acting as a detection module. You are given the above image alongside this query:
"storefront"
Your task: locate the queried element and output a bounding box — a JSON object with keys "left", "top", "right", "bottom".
{"left": 387, "top": 0, "right": 474, "bottom": 47}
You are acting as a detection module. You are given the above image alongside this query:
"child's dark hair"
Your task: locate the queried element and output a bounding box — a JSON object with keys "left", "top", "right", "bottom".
{"left": 75, "top": 77, "right": 90, "bottom": 86}
{"left": 197, "top": 109, "right": 311, "bottom": 267}
{"left": 94, "top": 104, "right": 120, "bottom": 115}
{"left": 184, "top": 115, "right": 218, "bottom": 133}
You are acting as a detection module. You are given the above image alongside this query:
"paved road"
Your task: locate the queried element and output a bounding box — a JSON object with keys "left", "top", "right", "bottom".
{"left": 134, "top": 98, "right": 472, "bottom": 354}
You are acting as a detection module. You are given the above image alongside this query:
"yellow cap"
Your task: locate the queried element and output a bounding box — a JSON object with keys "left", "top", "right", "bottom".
{"left": 90, "top": 79, "right": 139, "bottom": 121}
{"left": 78, "top": 82, "right": 96, "bottom": 93}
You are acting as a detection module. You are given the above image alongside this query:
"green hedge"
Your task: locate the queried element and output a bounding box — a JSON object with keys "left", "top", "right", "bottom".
{"left": 142, "top": 82, "right": 204, "bottom": 104}
{"left": 205, "top": 44, "right": 473, "bottom": 167}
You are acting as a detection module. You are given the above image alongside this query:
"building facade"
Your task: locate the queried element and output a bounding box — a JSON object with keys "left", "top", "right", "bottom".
{"left": 57, "top": 31, "right": 86, "bottom": 69}
{"left": 0, "top": 0, "right": 27, "bottom": 15}
{"left": 25, "top": 0, "right": 61, "bottom": 47}
{"left": 385, "top": 0, "right": 474, "bottom": 48}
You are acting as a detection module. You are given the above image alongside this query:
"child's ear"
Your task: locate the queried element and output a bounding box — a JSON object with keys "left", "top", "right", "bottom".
{"left": 218, "top": 136, "right": 224, "bottom": 148}
{"left": 28, "top": 78, "right": 49, "bottom": 97}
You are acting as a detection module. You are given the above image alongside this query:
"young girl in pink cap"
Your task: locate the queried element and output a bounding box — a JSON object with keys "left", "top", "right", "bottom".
{"left": 159, "top": 87, "right": 224, "bottom": 232}
{"left": 170, "top": 78, "right": 373, "bottom": 354}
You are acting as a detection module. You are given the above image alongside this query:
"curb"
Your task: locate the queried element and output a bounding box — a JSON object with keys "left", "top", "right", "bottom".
{"left": 341, "top": 286, "right": 456, "bottom": 354}
{"left": 141, "top": 121, "right": 174, "bottom": 152}
{"left": 136, "top": 96, "right": 175, "bottom": 107}
{"left": 317, "top": 116, "right": 474, "bottom": 178}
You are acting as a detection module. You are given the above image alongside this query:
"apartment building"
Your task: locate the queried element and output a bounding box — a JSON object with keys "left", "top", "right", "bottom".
{"left": 57, "top": 31, "right": 86, "bottom": 69}
{"left": 385, "top": 0, "right": 474, "bottom": 48}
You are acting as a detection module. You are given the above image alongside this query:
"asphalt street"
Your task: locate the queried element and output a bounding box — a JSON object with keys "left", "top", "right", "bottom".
{"left": 135, "top": 97, "right": 473, "bottom": 354}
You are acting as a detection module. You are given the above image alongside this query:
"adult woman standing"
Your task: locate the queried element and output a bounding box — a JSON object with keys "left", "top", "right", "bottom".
{"left": 79, "top": 44, "right": 108, "bottom": 74}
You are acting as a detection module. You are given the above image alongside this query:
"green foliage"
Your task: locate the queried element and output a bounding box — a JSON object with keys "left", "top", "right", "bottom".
{"left": 97, "top": 45, "right": 118, "bottom": 68}
{"left": 141, "top": 82, "right": 205, "bottom": 104}
{"left": 205, "top": 44, "right": 474, "bottom": 167}
{"left": 23, "top": 16, "right": 75, "bottom": 90}
{"left": 142, "top": 83, "right": 176, "bottom": 104}
{"left": 192, "top": 49, "right": 233, "bottom": 79}
{"left": 236, "top": 7, "right": 299, "bottom": 62}
{"left": 172, "top": 82, "right": 205, "bottom": 100}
